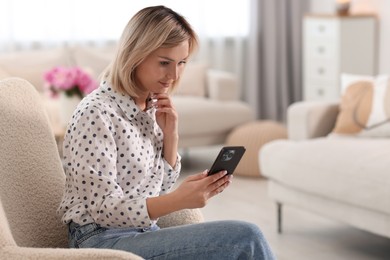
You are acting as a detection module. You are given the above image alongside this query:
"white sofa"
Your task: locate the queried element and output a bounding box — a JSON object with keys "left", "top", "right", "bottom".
{"left": 260, "top": 100, "right": 390, "bottom": 239}
{"left": 0, "top": 45, "right": 254, "bottom": 148}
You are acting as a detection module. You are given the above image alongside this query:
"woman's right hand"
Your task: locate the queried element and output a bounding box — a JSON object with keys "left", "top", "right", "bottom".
{"left": 146, "top": 170, "right": 232, "bottom": 220}
{"left": 172, "top": 170, "right": 233, "bottom": 209}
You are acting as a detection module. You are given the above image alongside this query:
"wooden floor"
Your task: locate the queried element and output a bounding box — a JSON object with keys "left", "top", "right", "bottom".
{"left": 179, "top": 146, "right": 390, "bottom": 260}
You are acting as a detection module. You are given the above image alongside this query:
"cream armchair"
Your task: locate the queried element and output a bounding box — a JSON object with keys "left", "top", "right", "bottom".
{"left": 0, "top": 78, "right": 204, "bottom": 259}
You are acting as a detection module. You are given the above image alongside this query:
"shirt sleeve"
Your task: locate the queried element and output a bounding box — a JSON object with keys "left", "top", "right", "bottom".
{"left": 160, "top": 154, "right": 181, "bottom": 195}
{"left": 68, "top": 107, "right": 153, "bottom": 228}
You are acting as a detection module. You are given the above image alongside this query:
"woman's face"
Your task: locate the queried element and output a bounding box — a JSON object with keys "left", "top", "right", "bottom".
{"left": 135, "top": 41, "right": 189, "bottom": 96}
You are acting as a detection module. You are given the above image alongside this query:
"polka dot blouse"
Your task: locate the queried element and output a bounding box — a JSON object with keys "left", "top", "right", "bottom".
{"left": 57, "top": 81, "right": 181, "bottom": 229}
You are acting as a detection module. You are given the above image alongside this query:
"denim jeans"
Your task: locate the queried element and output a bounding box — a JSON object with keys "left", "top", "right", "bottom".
{"left": 68, "top": 220, "right": 276, "bottom": 260}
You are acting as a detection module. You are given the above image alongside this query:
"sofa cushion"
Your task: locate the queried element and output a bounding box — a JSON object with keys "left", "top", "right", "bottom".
{"left": 260, "top": 138, "right": 390, "bottom": 215}
{"left": 174, "top": 62, "right": 207, "bottom": 97}
{"left": 173, "top": 96, "right": 253, "bottom": 136}
{"left": 0, "top": 66, "right": 10, "bottom": 80}
{"left": 331, "top": 74, "right": 390, "bottom": 137}
{"left": 0, "top": 48, "right": 71, "bottom": 92}
{"left": 71, "top": 45, "right": 115, "bottom": 80}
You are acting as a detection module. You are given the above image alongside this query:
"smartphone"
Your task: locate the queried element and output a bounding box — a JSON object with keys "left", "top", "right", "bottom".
{"left": 207, "top": 146, "right": 246, "bottom": 176}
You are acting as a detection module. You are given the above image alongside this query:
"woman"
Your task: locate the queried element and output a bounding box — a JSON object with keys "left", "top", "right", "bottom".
{"left": 57, "top": 5, "right": 275, "bottom": 259}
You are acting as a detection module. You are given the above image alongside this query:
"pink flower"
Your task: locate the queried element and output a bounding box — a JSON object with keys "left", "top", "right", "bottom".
{"left": 43, "top": 66, "right": 98, "bottom": 98}
{"left": 74, "top": 67, "right": 97, "bottom": 94}
{"left": 83, "top": 80, "right": 99, "bottom": 95}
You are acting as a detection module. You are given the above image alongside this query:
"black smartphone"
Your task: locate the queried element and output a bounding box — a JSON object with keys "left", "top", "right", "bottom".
{"left": 207, "top": 146, "right": 246, "bottom": 176}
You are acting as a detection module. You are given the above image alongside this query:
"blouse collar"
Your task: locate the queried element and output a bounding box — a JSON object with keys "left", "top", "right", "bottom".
{"left": 100, "top": 81, "right": 156, "bottom": 121}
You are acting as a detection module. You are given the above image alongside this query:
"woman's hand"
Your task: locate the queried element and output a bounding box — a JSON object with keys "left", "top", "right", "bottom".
{"left": 153, "top": 93, "right": 178, "bottom": 137}
{"left": 152, "top": 93, "right": 179, "bottom": 167}
{"left": 146, "top": 170, "right": 232, "bottom": 220}
{"left": 172, "top": 170, "right": 233, "bottom": 209}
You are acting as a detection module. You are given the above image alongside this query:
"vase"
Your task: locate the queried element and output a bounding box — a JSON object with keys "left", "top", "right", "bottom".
{"left": 335, "top": 0, "right": 351, "bottom": 16}
{"left": 59, "top": 93, "right": 82, "bottom": 127}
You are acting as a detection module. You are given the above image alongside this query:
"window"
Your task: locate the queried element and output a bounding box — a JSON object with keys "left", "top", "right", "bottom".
{"left": 0, "top": 0, "right": 249, "bottom": 49}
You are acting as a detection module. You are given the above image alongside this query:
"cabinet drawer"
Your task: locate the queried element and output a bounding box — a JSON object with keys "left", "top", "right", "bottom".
{"left": 304, "top": 80, "right": 340, "bottom": 101}
{"left": 306, "top": 41, "right": 336, "bottom": 59}
{"left": 305, "top": 18, "right": 337, "bottom": 38}
{"left": 305, "top": 59, "right": 338, "bottom": 80}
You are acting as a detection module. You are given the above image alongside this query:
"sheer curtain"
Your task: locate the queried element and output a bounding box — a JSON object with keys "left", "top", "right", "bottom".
{"left": 0, "top": 0, "right": 249, "bottom": 85}
{"left": 1, "top": 0, "right": 311, "bottom": 122}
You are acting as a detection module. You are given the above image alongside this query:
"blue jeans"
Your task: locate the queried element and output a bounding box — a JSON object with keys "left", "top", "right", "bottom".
{"left": 68, "top": 220, "right": 276, "bottom": 260}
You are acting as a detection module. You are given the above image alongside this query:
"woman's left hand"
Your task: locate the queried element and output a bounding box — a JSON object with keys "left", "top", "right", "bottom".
{"left": 153, "top": 93, "right": 178, "bottom": 137}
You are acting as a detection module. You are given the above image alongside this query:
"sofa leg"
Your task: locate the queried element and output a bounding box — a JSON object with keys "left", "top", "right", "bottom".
{"left": 277, "top": 202, "right": 282, "bottom": 234}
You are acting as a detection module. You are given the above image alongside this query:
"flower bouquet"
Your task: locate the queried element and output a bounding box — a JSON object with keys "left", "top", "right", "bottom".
{"left": 43, "top": 66, "right": 98, "bottom": 126}
{"left": 43, "top": 66, "right": 98, "bottom": 99}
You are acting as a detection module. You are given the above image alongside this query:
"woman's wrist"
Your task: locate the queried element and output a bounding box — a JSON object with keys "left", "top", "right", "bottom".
{"left": 163, "top": 134, "right": 179, "bottom": 167}
{"left": 164, "top": 133, "right": 179, "bottom": 142}
{"left": 146, "top": 191, "right": 184, "bottom": 219}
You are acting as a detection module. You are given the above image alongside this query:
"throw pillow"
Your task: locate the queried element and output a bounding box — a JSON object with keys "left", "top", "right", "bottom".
{"left": 0, "top": 48, "right": 71, "bottom": 92}
{"left": 331, "top": 74, "right": 390, "bottom": 137}
{"left": 173, "top": 62, "right": 208, "bottom": 97}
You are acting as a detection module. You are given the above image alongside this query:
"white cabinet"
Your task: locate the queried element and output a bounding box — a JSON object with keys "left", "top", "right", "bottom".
{"left": 303, "top": 15, "right": 377, "bottom": 101}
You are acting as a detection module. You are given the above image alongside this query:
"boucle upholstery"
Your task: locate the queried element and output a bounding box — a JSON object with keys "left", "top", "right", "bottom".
{"left": 0, "top": 200, "right": 140, "bottom": 259}
{"left": 0, "top": 78, "right": 204, "bottom": 259}
{"left": 226, "top": 121, "right": 287, "bottom": 177}
{"left": 0, "top": 78, "right": 67, "bottom": 248}
{"left": 158, "top": 206, "right": 204, "bottom": 228}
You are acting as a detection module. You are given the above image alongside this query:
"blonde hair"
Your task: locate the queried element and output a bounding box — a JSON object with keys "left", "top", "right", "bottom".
{"left": 105, "top": 5, "right": 198, "bottom": 97}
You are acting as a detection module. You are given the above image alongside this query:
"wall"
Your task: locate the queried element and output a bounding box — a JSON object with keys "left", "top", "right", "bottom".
{"left": 309, "top": 0, "right": 390, "bottom": 74}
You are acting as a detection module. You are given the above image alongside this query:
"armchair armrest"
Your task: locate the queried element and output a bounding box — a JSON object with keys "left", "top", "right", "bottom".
{"left": 206, "top": 69, "right": 239, "bottom": 101}
{"left": 157, "top": 208, "right": 204, "bottom": 228}
{"left": 3, "top": 247, "right": 142, "bottom": 260}
{"left": 0, "top": 199, "right": 142, "bottom": 259}
{"left": 288, "top": 101, "right": 339, "bottom": 140}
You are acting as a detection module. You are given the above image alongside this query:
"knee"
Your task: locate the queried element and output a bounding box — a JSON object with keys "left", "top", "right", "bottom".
{"left": 230, "top": 221, "right": 275, "bottom": 260}
{"left": 231, "top": 220, "right": 264, "bottom": 240}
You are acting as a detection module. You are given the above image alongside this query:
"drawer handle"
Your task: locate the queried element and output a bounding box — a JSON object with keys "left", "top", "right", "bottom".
{"left": 317, "top": 46, "right": 325, "bottom": 54}
{"left": 318, "top": 68, "right": 325, "bottom": 75}
{"left": 318, "top": 25, "right": 326, "bottom": 33}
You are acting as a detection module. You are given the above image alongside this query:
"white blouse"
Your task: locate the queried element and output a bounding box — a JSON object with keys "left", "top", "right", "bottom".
{"left": 57, "top": 81, "right": 181, "bottom": 228}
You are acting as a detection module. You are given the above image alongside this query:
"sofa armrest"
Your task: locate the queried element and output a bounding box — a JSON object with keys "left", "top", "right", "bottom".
{"left": 0, "top": 66, "right": 10, "bottom": 80}
{"left": 288, "top": 101, "right": 339, "bottom": 140}
{"left": 206, "top": 69, "right": 239, "bottom": 101}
